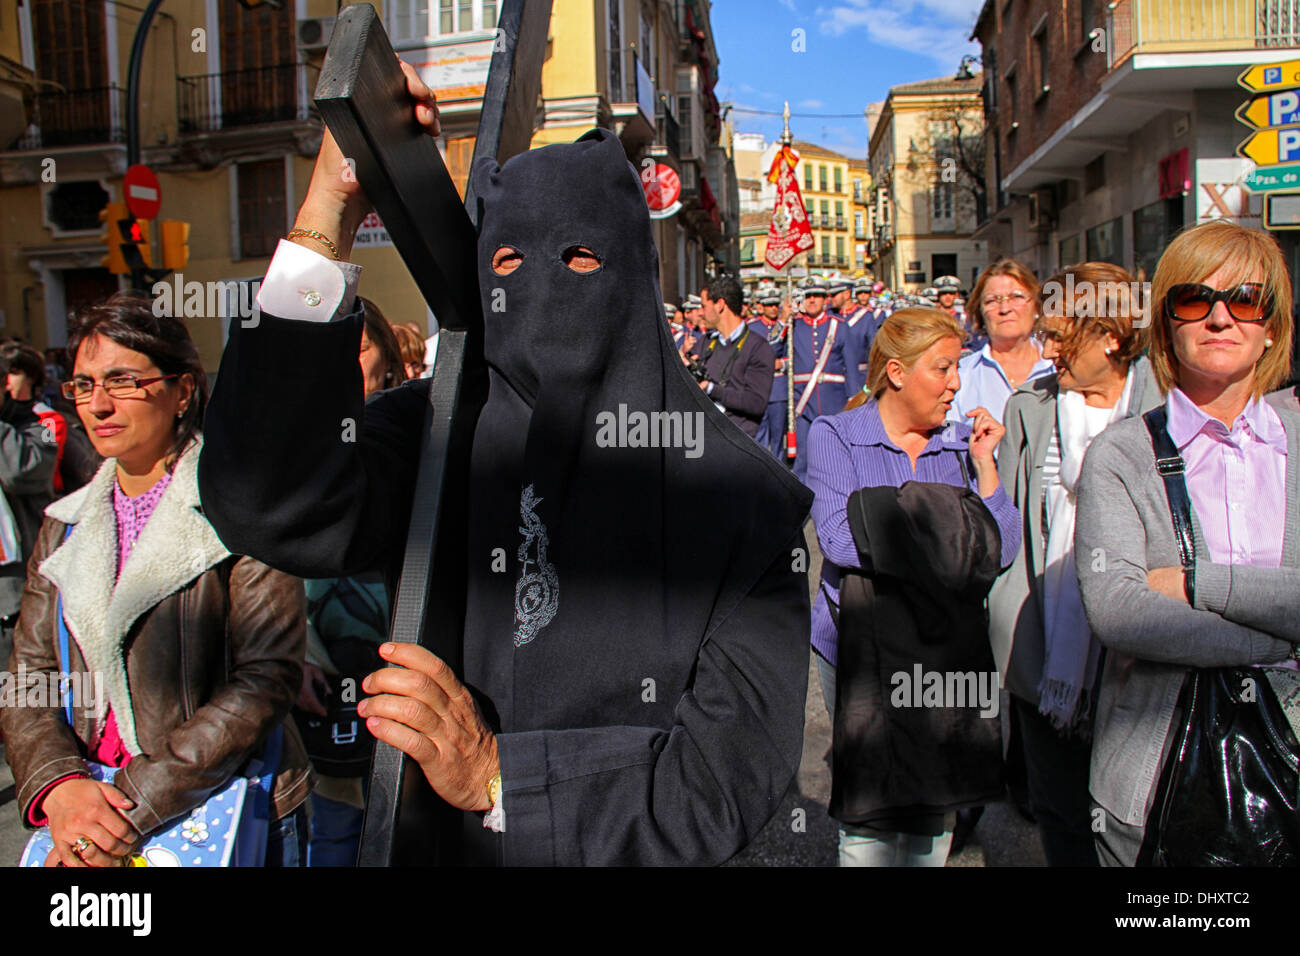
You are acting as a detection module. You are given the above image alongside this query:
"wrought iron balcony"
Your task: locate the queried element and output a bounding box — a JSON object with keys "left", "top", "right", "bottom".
{"left": 177, "top": 63, "right": 316, "bottom": 134}
{"left": 656, "top": 99, "right": 680, "bottom": 159}
{"left": 10, "top": 85, "right": 125, "bottom": 150}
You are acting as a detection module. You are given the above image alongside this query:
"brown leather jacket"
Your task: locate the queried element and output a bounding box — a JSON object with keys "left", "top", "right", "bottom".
{"left": 1, "top": 441, "right": 312, "bottom": 838}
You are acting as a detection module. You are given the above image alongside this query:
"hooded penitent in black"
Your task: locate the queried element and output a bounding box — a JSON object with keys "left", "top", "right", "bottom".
{"left": 200, "top": 129, "right": 814, "bottom": 865}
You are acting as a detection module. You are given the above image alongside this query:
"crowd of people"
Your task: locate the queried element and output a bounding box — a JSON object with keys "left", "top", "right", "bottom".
{"left": 664, "top": 213, "right": 1300, "bottom": 868}
{"left": 1, "top": 62, "right": 1297, "bottom": 870}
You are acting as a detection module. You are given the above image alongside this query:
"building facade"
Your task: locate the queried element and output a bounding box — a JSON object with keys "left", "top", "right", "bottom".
{"left": 0, "top": 0, "right": 737, "bottom": 368}
{"left": 971, "top": 0, "right": 1300, "bottom": 284}
{"left": 869, "top": 72, "right": 988, "bottom": 292}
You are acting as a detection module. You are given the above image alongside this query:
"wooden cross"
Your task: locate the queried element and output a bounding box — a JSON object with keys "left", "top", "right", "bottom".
{"left": 312, "top": 0, "right": 552, "bottom": 867}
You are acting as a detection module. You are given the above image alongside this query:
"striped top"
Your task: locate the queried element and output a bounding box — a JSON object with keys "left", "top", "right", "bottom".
{"left": 806, "top": 398, "right": 1021, "bottom": 665}
{"left": 1040, "top": 424, "right": 1060, "bottom": 545}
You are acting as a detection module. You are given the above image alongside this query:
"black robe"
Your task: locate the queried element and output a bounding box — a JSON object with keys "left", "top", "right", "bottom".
{"left": 199, "top": 129, "right": 814, "bottom": 865}
{"left": 830, "top": 481, "right": 1005, "bottom": 829}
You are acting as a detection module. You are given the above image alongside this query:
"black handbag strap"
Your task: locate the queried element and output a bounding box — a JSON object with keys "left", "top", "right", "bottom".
{"left": 1142, "top": 406, "right": 1196, "bottom": 570}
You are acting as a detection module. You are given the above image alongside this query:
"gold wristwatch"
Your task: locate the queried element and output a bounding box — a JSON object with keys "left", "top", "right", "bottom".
{"left": 486, "top": 772, "right": 502, "bottom": 808}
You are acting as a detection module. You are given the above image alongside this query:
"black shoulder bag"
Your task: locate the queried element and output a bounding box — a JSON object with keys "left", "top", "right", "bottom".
{"left": 1141, "top": 406, "right": 1300, "bottom": 866}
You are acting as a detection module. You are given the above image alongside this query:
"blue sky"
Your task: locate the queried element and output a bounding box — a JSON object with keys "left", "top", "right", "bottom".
{"left": 710, "top": 0, "right": 985, "bottom": 159}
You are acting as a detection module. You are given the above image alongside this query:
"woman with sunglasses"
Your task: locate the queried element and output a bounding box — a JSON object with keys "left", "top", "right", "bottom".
{"left": 951, "top": 259, "right": 1056, "bottom": 427}
{"left": 1075, "top": 220, "right": 1300, "bottom": 866}
{"left": 1, "top": 294, "right": 313, "bottom": 867}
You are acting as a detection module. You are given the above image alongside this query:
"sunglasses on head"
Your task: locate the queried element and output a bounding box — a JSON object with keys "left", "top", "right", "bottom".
{"left": 1165, "top": 282, "right": 1269, "bottom": 323}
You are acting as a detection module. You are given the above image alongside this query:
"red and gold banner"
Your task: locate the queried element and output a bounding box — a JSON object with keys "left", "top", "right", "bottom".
{"left": 765, "top": 147, "right": 814, "bottom": 271}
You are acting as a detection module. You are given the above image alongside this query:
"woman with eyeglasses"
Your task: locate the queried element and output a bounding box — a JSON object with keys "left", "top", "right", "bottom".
{"left": 1075, "top": 221, "right": 1300, "bottom": 866}
{"left": 988, "top": 262, "right": 1161, "bottom": 866}
{"left": 951, "top": 259, "right": 1056, "bottom": 427}
{"left": 1, "top": 293, "right": 313, "bottom": 867}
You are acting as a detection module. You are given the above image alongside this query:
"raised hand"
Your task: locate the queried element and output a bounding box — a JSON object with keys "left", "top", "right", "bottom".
{"left": 293, "top": 56, "right": 440, "bottom": 262}
{"left": 965, "top": 406, "right": 1005, "bottom": 497}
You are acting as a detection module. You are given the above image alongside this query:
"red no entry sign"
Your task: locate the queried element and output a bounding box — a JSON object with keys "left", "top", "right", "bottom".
{"left": 123, "top": 164, "right": 161, "bottom": 220}
{"left": 642, "top": 163, "right": 681, "bottom": 211}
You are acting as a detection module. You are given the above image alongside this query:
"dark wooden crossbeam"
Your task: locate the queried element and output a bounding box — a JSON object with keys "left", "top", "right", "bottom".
{"left": 312, "top": 0, "right": 551, "bottom": 867}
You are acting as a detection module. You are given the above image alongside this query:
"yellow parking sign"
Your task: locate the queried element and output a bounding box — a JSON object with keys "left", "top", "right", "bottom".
{"left": 1238, "top": 126, "right": 1300, "bottom": 166}
{"left": 1239, "top": 60, "right": 1300, "bottom": 93}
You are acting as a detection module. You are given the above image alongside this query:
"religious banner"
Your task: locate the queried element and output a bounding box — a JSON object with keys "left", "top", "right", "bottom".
{"left": 764, "top": 145, "right": 814, "bottom": 270}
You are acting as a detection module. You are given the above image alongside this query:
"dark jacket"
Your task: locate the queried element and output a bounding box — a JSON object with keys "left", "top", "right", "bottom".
{"left": 700, "top": 325, "right": 776, "bottom": 437}
{"left": 830, "top": 481, "right": 1005, "bottom": 827}
{"left": 1, "top": 441, "right": 313, "bottom": 837}
{"left": 0, "top": 397, "right": 57, "bottom": 618}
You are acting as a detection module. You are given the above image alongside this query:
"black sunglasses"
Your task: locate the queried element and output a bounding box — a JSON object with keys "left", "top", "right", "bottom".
{"left": 1165, "top": 283, "right": 1270, "bottom": 323}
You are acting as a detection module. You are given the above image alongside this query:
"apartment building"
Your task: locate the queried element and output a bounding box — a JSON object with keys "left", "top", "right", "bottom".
{"left": 972, "top": 0, "right": 1300, "bottom": 282}
{"left": 869, "top": 72, "right": 988, "bottom": 291}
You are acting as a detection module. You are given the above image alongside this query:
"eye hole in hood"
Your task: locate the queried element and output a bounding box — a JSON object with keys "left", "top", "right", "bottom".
{"left": 562, "top": 245, "right": 602, "bottom": 274}
{"left": 492, "top": 246, "right": 523, "bottom": 276}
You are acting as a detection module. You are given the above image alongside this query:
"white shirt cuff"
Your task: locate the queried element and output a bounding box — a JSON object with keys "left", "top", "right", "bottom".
{"left": 483, "top": 794, "right": 505, "bottom": 832}
{"left": 256, "top": 239, "right": 363, "bottom": 321}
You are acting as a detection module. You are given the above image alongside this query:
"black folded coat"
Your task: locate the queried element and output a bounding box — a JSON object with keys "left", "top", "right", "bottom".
{"left": 830, "top": 480, "right": 1005, "bottom": 827}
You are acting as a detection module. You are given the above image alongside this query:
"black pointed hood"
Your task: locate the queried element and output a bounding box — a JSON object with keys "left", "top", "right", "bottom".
{"left": 461, "top": 128, "right": 812, "bottom": 738}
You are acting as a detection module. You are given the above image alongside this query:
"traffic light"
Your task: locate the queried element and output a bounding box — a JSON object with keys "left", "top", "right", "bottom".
{"left": 117, "top": 215, "right": 152, "bottom": 271}
{"left": 161, "top": 220, "right": 190, "bottom": 271}
{"left": 99, "top": 202, "right": 129, "bottom": 275}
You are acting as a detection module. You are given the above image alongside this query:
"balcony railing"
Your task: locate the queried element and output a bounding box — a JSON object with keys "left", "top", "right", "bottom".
{"left": 819, "top": 214, "right": 830, "bottom": 228}
{"left": 10, "top": 85, "right": 125, "bottom": 150}
{"left": 1107, "top": 0, "right": 1300, "bottom": 67}
{"left": 657, "top": 99, "right": 680, "bottom": 158}
{"left": 178, "top": 63, "right": 315, "bottom": 134}
{"left": 835, "top": 216, "right": 845, "bottom": 229}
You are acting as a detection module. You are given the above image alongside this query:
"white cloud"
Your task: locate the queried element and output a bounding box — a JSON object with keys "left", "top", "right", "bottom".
{"left": 814, "top": 0, "right": 983, "bottom": 69}
{"left": 800, "top": 98, "right": 825, "bottom": 109}
{"left": 778, "top": 0, "right": 799, "bottom": 12}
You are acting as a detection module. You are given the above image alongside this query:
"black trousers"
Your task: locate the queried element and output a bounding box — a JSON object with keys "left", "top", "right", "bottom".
{"left": 1012, "top": 694, "right": 1099, "bottom": 866}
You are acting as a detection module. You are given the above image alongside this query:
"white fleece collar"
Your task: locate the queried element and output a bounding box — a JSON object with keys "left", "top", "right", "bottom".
{"left": 39, "top": 439, "right": 231, "bottom": 756}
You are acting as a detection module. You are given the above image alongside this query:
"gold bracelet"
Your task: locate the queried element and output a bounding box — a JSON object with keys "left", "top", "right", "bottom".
{"left": 286, "top": 228, "right": 341, "bottom": 260}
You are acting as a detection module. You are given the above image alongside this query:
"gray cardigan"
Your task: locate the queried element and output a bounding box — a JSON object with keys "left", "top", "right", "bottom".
{"left": 989, "top": 357, "right": 1160, "bottom": 703}
{"left": 1073, "top": 402, "right": 1300, "bottom": 835}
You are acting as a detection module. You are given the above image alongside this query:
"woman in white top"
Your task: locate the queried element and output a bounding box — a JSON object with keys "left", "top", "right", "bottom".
{"left": 951, "top": 258, "right": 1056, "bottom": 426}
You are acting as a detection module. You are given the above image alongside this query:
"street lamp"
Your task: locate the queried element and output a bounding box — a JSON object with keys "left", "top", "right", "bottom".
{"left": 956, "top": 54, "right": 981, "bottom": 81}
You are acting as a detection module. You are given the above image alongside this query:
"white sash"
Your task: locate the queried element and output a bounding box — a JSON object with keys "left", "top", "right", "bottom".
{"left": 794, "top": 318, "right": 839, "bottom": 419}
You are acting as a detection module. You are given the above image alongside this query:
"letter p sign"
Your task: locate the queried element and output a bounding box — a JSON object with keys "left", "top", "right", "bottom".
{"left": 1266, "top": 66, "right": 1283, "bottom": 85}
{"left": 1271, "top": 90, "right": 1300, "bottom": 127}
{"left": 1281, "top": 128, "right": 1300, "bottom": 163}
